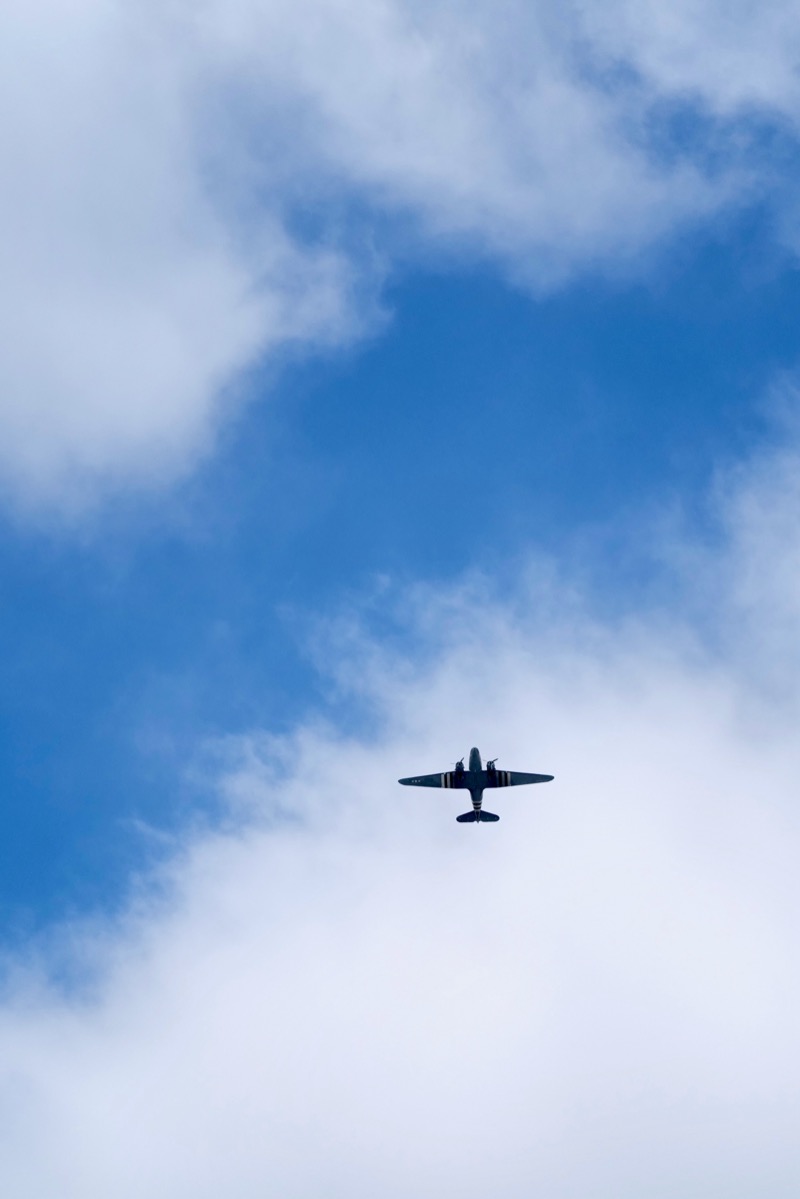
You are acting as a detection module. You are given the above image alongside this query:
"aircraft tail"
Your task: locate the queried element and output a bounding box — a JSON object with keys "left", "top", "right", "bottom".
{"left": 456, "top": 811, "right": 500, "bottom": 823}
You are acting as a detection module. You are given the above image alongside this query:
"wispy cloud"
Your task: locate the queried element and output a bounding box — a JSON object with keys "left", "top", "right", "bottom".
{"left": 1, "top": 423, "right": 799, "bottom": 1195}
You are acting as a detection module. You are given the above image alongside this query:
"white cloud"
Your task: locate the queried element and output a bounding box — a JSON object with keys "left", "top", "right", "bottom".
{"left": 0, "top": 0, "right": 361, "bottom": 515}
{"left": 577, "top": 0, "right": 800, "bottom": 116}
{"left": 187, "top": 0, "right": 721, "bottom": 272}
{"left": 3, "top": 0, "right": 800, "bottom": 511}
{"left": 1, "top": 433, "right": 800, "bottom": 1195}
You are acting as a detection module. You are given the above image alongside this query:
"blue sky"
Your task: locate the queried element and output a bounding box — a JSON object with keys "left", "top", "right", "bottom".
{"left": 0, "top": 207, "right": 795, "bottom": 925}
{"left": 3, "top": 3, "right": 800, "bottom": 1194}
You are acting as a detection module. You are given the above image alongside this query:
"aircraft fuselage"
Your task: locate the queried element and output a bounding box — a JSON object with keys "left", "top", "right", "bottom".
{"left": 467, "top": 746, "right": 485, "bottom": 814}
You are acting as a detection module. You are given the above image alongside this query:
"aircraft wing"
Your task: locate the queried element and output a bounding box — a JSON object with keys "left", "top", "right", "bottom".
{"left": 483, "top": 769, "right": 554, "bottom": 787}
{"left": 398, "top": 771, "right": 468, "bottom": 789}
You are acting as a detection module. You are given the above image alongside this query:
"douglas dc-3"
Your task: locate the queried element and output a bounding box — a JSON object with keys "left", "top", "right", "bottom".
{"left": 399, "top": 747, "right": 553, "bottom": 823}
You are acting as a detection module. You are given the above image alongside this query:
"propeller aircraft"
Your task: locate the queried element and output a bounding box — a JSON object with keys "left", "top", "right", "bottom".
{"left": 399, "top": 746, "right": 553, "bottom": 822}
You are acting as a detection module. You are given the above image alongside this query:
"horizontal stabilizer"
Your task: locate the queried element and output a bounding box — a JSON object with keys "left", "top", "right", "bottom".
{"left": 456, "top": 811, "right": 500, "bottom": 823}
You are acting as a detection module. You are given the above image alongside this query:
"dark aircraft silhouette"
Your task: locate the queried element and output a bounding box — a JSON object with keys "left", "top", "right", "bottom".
{"left": 399, "top": 746, "right": 553, "bottom": 822}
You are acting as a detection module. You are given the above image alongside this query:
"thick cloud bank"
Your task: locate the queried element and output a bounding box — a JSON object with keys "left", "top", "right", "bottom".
{"left": 4, "top": 0, "right": 800, "bottom": 509}
{"left": 1, "top": 435, "right": 799, "bottom": 1196}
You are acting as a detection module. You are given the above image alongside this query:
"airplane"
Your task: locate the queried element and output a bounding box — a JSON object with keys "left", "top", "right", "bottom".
{"left": 398, "top": 746, "right": 553, "bottom": 823}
